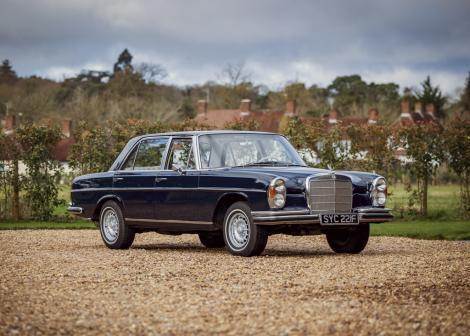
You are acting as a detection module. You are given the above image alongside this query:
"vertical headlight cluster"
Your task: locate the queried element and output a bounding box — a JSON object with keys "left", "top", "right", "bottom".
{"left": 268, "top": 177, "right": 286, "bottom": 208}
{"left": 371, "top": 177, "right": 387, "bottom": 207}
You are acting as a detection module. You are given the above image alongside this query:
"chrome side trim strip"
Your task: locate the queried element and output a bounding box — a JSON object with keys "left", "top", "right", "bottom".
{"left": 67, "top": 206, "right": 83, "bottom": 214}
{"left": 72, "top": 187, "right": 265, "bottom": 193}
{"left": 125, "top": 218, "right": 213, "bottom": 225}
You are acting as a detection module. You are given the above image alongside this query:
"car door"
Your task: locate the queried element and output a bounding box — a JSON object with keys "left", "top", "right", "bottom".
{"left": 113, "top": 136, "right": 169, "bottom": 221}
{"left": 153, "top": 137, "right": 201, "bottom": 222}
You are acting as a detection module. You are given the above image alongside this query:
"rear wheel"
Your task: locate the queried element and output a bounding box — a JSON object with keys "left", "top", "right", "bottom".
{"left": 99, "top": 201, "right": 135, "bottom": 249}
{"left": 326, "top": 224, "right": 369, "bottom": 254}
{"left": 223, "top": 202, "right": 268, "bottom": 257}
{"left": 198, "top": 231, "right": 225, "bottom": 248}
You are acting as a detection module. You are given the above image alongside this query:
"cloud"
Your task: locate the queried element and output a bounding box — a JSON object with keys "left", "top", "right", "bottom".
{"left": 0, "top": 0, "right": 469, "bottom": 95}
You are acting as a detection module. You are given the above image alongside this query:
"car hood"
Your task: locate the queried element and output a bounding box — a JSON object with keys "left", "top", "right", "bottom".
{"left": 228, "top": 166, "right": 379, "bottom": 193}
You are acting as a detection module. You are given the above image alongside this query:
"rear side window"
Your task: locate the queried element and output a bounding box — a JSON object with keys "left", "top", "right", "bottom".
{"left": 167, "top": 138, "right": 196, "bottom": 170}
{"left": 122, "top": 137, "right": 168, "bottom": 170}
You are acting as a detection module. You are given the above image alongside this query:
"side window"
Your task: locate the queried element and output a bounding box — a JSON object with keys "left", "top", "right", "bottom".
{"left": 127, "top": 138, "right": 168, "bottom": 170}
{"left": 167, "top": 138, "right": 196, "bottom": 170}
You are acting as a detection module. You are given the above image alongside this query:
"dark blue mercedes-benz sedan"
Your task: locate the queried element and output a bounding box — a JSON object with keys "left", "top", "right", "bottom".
{"left": 68, "top": 131, "right": 393, "bottom": 256}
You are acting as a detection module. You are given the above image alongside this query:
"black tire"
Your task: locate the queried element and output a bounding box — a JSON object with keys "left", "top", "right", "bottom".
{"left": 99, "top": 200, "right": 135, "bottom": 249}
{"left": 326, "top": 224, "right": 370, "bottom": 254}
{"left": 198, "top": 231, "right": 225, "bottom": 248}
{"left": 223, "top": 201, "right": 268, "bottom": 257}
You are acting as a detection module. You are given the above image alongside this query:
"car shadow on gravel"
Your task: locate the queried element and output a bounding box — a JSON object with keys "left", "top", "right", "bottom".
{"left": 132, "top": 243, "right": 220, "bottom": 253}
{"left": 262, "top": 249, "right": 401, "bottom": 257}
{"left": 129, "top": 244, "right": 398, "bottom": 257}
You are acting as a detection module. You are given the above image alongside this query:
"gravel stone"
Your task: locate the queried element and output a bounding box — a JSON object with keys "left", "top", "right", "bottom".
{"left": 0, "top": 230, "right": 469, "bottom": 335}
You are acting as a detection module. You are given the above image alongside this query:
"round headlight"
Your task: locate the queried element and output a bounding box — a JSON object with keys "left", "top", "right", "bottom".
{"left": 371, "top": 177, "right": 387, "bottom": 207}
{"left": 268, "top": 178, "right": 286, "bottom": 209}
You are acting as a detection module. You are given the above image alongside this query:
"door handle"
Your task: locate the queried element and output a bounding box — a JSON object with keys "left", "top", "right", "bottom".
{"left": 113, "top": 177, "right": 124, "bottom": 182}
{"left": 155, "top": 177, "right": 167, "bottom": 183}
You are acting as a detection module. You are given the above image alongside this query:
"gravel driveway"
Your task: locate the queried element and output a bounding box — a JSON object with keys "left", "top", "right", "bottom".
{"left": 1, "top": 230, "right": 469, "bottom": 335}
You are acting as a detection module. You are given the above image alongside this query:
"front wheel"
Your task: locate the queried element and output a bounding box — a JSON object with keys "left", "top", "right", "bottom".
{"left": 99, "top": 201, "right": 135, "bottom": 249}
{"left": 223, "top": 202, "right": 268, "bottom": 257}
{"left": 326, "top": 224, "right": 370, "bottom": 254}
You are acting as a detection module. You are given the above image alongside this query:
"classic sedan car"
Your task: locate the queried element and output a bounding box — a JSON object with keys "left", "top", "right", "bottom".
{"left": 68, "top": 131, "right": 393, "bottom": 256}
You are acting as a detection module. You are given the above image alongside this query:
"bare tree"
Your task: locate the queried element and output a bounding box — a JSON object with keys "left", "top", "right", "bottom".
{"left": 219, "top": 61, "right": 251, "bottom": 87}
{"left": 136, "top": 62, "right": 168, "bottom": 83}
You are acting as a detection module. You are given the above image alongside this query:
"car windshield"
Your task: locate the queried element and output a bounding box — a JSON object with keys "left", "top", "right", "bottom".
{"left": 198, "top": 133, "right": 306, "bottom": 169}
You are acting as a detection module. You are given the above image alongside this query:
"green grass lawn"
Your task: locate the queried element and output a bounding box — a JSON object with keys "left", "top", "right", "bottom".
{"left": 371, "top": 220, "right": 470, "bottom": 240}
{"left": 1, "top": 183, "right": 469, "bottom": 240}
{"left": 0, "top": 220, "right": 96, "bottom": 230}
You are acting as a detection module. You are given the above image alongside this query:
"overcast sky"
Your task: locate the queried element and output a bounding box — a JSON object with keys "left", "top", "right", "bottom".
{"left": 1, "top": 0, "right": 469, "bottom": 95}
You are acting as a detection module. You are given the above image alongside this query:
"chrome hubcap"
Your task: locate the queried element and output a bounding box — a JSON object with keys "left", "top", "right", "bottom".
{"left": 101, "top": 207, "right": 119, "bottom": 243}
{"left": 227, "top": 210, "right": 250, "bottom": 250}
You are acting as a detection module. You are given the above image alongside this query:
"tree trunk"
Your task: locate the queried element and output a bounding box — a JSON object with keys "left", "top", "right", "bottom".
{"left": 12, "top": 159, "right": 20, "bottom": 220}
{"left": 422, "top": 173, "right": 428, "bottom": 217}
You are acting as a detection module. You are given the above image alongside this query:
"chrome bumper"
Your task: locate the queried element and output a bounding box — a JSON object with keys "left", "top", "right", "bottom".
{"left": 67, "top": 206, "right": 83, "bottom": 215}
{"left": 252, "top": 207, "right": 393, "bottom": 225}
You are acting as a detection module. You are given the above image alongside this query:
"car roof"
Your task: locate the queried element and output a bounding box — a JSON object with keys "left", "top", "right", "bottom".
{"left": 133, "top": 130, "right": 279, "bottom": 140}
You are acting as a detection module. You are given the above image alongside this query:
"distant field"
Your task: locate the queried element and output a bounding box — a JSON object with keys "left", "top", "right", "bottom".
{"left": 387, "top": 183, "right": 462, "bottom": 220}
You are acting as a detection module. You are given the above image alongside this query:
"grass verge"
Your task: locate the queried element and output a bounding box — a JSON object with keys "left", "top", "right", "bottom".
{"left": 371, "top": 219, "right": 470, "bottom": 240}
{"left": 0, "top": 220, "right": 96, "bottom": 230}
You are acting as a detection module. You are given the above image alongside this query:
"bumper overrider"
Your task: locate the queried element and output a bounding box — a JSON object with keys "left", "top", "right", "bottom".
{"left": 252, "top": 207, "right": 393, "bottom": 225}
{"left": 67, "top": 206, "right": 83, "bottom": 215}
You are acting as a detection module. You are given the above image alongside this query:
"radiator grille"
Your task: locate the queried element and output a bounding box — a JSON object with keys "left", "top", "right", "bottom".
{"left": 307, "top": 175, "right": 353, "bottom": 213}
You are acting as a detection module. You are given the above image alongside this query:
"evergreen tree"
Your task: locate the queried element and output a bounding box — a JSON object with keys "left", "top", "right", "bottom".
{"left": 0, "top": 59, "right": 18, "bottom": 84}
{"left": 458, "top": 72, "right": 470, "bottom": 118}
{"left": 113, "top": 49, "right": 133, "bottom": 74}
{"left": 415, "top": 76, "right": 447, "bottom": 119}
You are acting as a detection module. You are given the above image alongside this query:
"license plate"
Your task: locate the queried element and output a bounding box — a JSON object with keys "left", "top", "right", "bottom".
{"left": 320, "top": 213, "right": 359, "bottom": 225}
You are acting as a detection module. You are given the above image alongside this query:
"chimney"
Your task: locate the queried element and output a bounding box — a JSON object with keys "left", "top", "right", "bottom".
{"left": 61, "top": 119, "right": 73, "bottom": 138}
{"left": 328, "top": 109, "right": 338, "bottom": 124}
{"left": 368, "top": 108, "right": 379, "bottom": 124}
{"left": 239, "top": 99, "right": 251, "bottom": 117}
{"left": 425, "top": 103, "right": 436, "bottom": 119}
{"left": 414, "top": 101, "right": 423, "bottom": 117}
{"left": 400, "top": 99, "right": 412, "bottom": 119}
{"left": 196, "top": 99, "right": 207, "bottom": 117}
{"left": 285, "top": 100, "right": 297, "bottom": 117}
{"left": 4, "top": 115, "right": 16, "bottom": 132}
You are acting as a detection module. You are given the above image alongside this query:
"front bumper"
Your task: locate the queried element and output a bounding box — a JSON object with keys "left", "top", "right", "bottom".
{"left": 252, "top": 207, "right": 393, "bottom": 225}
